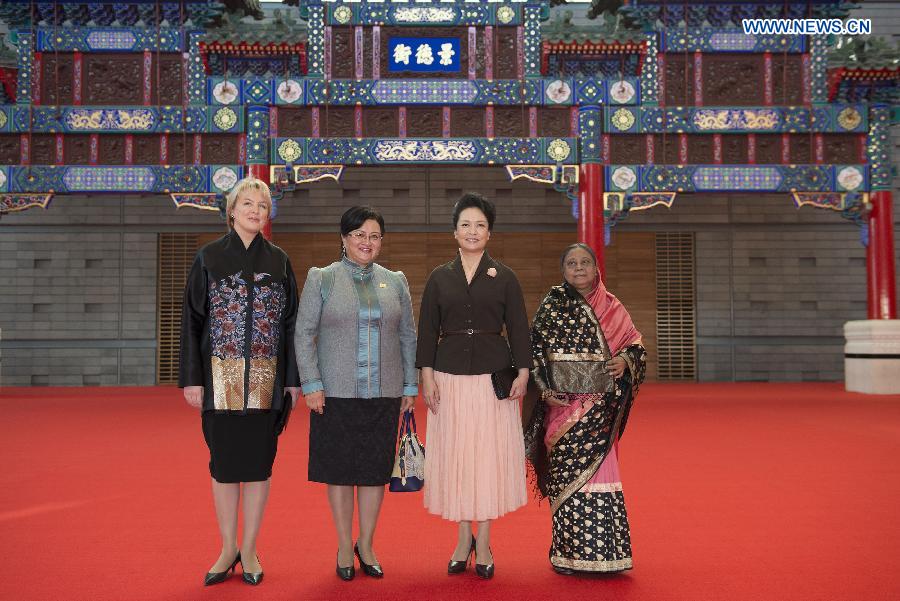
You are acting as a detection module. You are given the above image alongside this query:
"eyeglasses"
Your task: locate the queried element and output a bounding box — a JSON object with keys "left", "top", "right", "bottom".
{"left": 348, "top": 231, "right": 383, "bottom": 243}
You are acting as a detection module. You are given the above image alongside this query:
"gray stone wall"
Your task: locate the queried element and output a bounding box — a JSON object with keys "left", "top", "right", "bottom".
{"left": 622, "top": 193, "right": 881, "bottom": 381}
{"left": 694, "top": 228, "right": 868, "bottom": 381}
{"left": 0, "top": 227, "right": 157, "bottom": 385}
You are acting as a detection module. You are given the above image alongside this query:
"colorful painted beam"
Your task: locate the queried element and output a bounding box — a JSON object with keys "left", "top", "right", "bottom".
{"left": 269, "top": 137, "right": 578, "bottom": 166}
{"left": 34, "top": 27, "right": 186, "bottom": 53}
{"left": 606, "top": 164, "right": 868, "bottom": 194}
{"left": 605, "top": 105, "right": 868, "bottom": 134}
{"left": 603, "top": 190, "right": 869, "bottom": 229}
{"left": 202, "top": 76, "right": 632, "bottom": 106}
{"left": 2, "top": 164, "right": 243, "bottom": 195}
{"left": 1, "top": 162, "right": 873, "bottom": 196}
{"left": 660, "top": 29, "right": 805, "bottom": 53}
{"left": 0, "top": 105, "right": 244, "bottom": 134}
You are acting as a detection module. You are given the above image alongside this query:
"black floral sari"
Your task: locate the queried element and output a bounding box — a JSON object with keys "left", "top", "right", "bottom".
{"left": 524, "top": 283, "right": 646, "bottom": 572}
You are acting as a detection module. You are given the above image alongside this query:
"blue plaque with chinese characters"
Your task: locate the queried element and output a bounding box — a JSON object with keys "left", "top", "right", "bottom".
{"left": 388, "top": 37, "right": 461, "bottom": 73}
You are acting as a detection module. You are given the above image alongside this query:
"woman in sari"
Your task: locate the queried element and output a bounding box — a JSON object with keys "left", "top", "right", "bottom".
{"left": 524, "top": 243, "right": 646, "bottom": 575}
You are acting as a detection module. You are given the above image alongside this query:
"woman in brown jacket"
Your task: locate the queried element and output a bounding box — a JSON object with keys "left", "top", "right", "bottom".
{"left": 416, "top": 193, "right": 531, "bottom": 579}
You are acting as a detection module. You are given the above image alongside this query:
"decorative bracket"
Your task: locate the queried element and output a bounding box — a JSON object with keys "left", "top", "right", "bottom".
{"left": 604, "top": 191, "right": 677, "bottom": 226}
{"left": 506, "top": 165, "right": 555, "bottom": 184}
{"left": 604, "top": 192, "right": 628, "bottom": 226}
{"left": 791, "top": 191, "right": 870, "bottom": 224}
{"left": 553, "top": 164, "right": 579, "bottom": 218}
{"left": 558, "top": 165, "right": 579, "bottom": 186}
{"left": 792, "top": 191, "right": 848, "bottom": 211}
{"left": 506, "top": 164, "right": 579, "bottom": 217}
{"left": 792, "top": 191, "right": 871, "bottom": 245}
{"left": 839, "top": 192, "right": 871, "bottom": 229}
{"left": 271, "top": 164, "right": 344, "bottom": 186}
{"left": 171, "top": 193, "right": 223, "bottom": 217}
{"left": 0, "top": 193, "right": 54, "bottom": 215}
{"left": 505, "top": 164, "right": 578, "bottom": 186}
{"left": 630, "top": 192, "right": 677, "bottom": 212}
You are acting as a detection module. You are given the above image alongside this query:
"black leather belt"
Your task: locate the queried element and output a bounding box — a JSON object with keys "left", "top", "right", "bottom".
{"left": 442, "top": 329, "right": 501, "bottom": 336}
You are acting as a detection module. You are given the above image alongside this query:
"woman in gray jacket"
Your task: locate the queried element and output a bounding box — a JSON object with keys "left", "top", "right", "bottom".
{"left": 294, "top": 206, "right": 417, "bottom": 581}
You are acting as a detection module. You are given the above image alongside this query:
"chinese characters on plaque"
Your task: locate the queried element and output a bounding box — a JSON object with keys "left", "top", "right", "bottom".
{"left": 388, "top": 37, "right": 460, "bottom": 73}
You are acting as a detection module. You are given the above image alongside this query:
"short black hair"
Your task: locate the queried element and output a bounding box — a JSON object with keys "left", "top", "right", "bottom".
{"left": 560, "top": 243, "right": 598, "bottom": 271}
{"left": 340, "top": 205, "right": 385, "bottom": 236}
{"left": 452, "top": 192, "right": 496, "bottom": 231}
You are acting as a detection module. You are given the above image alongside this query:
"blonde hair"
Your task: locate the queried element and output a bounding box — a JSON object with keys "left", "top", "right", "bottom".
{"left": 225, "top": 177, "right": 272, "bottom": 230}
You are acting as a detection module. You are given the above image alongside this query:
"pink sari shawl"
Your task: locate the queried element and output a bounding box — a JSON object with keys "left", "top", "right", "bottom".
{"left": 584, "top": 277, "right": 641, "bottom": 357}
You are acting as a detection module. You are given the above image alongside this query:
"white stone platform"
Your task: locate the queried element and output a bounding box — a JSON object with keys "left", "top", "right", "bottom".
{"left": 844, "top": 320, "right": 900, "bottom": 394}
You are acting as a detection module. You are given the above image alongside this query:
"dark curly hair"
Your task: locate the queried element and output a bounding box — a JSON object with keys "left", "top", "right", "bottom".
{"left": 451, "top": 192, "right": 496, "bottom": 231}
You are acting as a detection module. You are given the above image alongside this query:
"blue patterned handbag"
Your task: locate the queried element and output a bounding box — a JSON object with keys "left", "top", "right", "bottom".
{"left": 389, "top": 410, "right": 425, "bottom": 492}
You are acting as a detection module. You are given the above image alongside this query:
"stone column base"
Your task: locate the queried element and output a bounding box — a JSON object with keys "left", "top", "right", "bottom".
{"left": 844, "top": 320, "right": 900, "bottom": 394}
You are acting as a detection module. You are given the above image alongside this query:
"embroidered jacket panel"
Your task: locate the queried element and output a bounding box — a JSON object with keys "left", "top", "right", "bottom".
{"left": 179, "top": 231, "right": 300, "bottom": 412}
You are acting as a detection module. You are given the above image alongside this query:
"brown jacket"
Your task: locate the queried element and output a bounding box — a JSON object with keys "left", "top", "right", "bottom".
{"left": 416, "top": 252, "right": 531, "bottom": 375}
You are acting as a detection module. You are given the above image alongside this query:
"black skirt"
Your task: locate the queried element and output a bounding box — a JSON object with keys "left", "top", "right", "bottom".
{"left": 201, "top": 411, "right": 279, "bottom": 483}
{"left": 308, "top": 397, "right": 401, "bottom": 486}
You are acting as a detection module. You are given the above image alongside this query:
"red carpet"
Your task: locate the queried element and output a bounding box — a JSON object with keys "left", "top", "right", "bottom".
{"left": 2, "top": 383, "right": 899, "bottom": 600}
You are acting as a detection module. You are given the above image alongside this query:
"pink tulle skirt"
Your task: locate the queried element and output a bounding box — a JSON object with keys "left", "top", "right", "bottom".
{"left": 423, "top": 371, "right": 527, "bottom": 522}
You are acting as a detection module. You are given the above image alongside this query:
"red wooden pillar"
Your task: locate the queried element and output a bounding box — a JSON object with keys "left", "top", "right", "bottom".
{"left": 866, "top": 191, "right": 897, "bottom": 319}
{"left": 249, "top": 163, "right": 273, "bottom": 240}
{"left": 578, "top": 163, "right": 605, "bottom": 279}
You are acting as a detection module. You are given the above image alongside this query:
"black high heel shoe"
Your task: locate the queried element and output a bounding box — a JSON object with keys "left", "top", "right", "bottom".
{"left": 336, "top": 552, "right": 355, "bottom": 581}
{"left": 475, "top": 545, "right": 495, "bottom": 580}
{"left": 447, "top": 536, "right": 476, "bottom": 575}
{"left": 241, "top": 555, "right": 263, "bottom": 585}
{"left": 204, "top": 551, "right": 241, "bottom": 586}
{"left": 354, "top": 543, "right": 384, "bottom": 578}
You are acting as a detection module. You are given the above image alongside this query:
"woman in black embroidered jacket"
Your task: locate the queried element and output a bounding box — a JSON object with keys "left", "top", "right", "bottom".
{"left": 524, "top": 243, "right": 646, "bottom": 575}
{"left": 179, "top": 177, "right": 300, "bottom": 586}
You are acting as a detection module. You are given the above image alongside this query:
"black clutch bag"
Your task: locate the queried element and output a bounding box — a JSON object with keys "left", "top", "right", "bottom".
{"left": 275, "top": 392, "right": 293, "bottom": 436}
{"left": 490, "top": 367, "right": 518, "bottom": 400}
